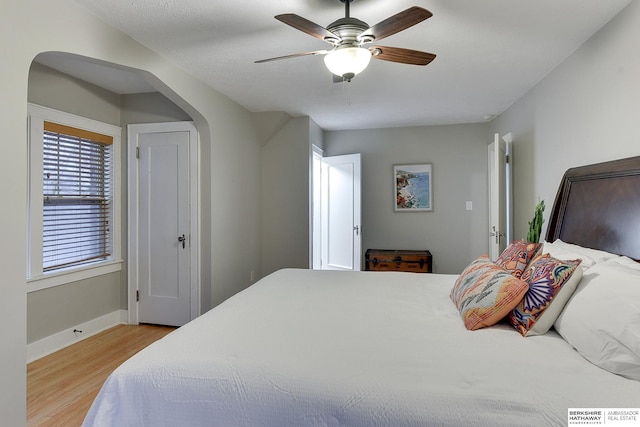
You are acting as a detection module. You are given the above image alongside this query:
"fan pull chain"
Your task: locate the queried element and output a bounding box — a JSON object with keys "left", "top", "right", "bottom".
{"left": 342, "top": 78, "right": 352, "bottom": 106}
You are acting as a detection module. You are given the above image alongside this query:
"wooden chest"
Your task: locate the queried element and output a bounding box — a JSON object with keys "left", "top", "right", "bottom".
{"left": 365, "top": 249, "right": 432, "bottom": 273}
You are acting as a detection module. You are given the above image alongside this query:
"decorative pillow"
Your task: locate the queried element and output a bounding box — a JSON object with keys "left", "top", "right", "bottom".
{"left": 554, "top": 260, "right": 640, "bottom": 381}
{"left": 509, "top": 254, "right": 582, "bottom": 337}
{"left": 451, "top": 255, "right": 529, "bottom": 331}
{"left": 495, "top": 240, "right": 542, "bottom": 278}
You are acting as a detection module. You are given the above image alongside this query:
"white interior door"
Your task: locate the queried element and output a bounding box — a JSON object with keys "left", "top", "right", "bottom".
{"left": 319, "top": 153, "right": 362, "bottom": 271}
{"left": 488, "top": 133, "right": 508, "bottom": 260}
{"left": 128, "top": 122, "right": 199, "bottom": 327}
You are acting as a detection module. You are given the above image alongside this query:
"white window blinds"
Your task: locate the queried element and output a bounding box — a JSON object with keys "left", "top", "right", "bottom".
{"left": 42, "top": 121, "right": 113, "bottom": 271}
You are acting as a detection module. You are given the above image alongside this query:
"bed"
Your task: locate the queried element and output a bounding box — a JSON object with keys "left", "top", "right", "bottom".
{"left": 83, "top": 156, "right": 640, "bottom": 426}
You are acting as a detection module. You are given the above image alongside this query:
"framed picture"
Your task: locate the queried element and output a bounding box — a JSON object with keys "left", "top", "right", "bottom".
{"left": 394, "top": 163, "right": 433, "bottom": 212}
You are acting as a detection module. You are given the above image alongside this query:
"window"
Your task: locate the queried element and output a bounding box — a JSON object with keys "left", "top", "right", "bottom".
{"left": 43, "top": 122, "right": 113, "bottom": 271}
{"left": 28, "top": 104, "right": 122, "bottom": 291}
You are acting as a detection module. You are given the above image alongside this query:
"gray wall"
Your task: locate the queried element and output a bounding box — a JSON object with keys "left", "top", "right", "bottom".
{"left": 28, "top": 62, "right": 121, "bottom": 126}
{"left": 27, "top": 276, "right": 121, "bottom": 343}
{"left": 491, "top": 0, "right": 640, "bottom": 241}
{"left": 325, "top": 123, "right": 490, "bottom": 274}
{"left": 121, "top": 92, "right": 192, "bottom": 123}
{"left": 261, "top": 117, "right": 314, "bottom": 276}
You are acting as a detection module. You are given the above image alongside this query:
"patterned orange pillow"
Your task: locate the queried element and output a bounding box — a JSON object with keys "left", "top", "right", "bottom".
{"left": 495, "top": 240, "right": 542, "bottom": 278}
{"left": 451, "top": 255, "right": 529, "bottom": 330}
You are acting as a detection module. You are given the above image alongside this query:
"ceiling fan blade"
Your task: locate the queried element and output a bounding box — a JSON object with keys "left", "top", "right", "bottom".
{"left": 275, "top": 14, "right": 338, "bottom": 43}
{"left": 360, "top": 7, "right": 432, "bottom": 42}
{"left": 255, "top": 50, "right": 329, "bottom": 64}
{"left": 370, "top": 46, "right": 436, "bottom": 66}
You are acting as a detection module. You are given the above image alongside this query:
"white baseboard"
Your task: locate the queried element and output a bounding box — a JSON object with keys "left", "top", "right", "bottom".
{"left": 27, "top": 310, "right": 128, "bottom": 363}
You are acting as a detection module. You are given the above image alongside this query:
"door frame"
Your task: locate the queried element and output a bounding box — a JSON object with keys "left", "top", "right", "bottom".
{"left": 127, "top": 121, "right": 200, "bottom": 325}
{"left": 488, "top": 133, "right": 511, "bottom": 260}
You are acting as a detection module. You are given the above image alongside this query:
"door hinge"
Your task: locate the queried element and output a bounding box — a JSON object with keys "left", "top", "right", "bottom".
{"left": 136, "top": 146, "right": 140, "bottom": 159}
{"left": 136, "top": 290, "right": 140, "bottom": 302}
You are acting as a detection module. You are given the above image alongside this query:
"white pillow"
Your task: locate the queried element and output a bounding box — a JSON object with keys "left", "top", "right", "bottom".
{"left": 606, "top": 256, "right": 640, "bottom": 271}
{"left": 543, "top": 239, "right": 620, "bottom": 270}
{"left": 543, "top": 241, "right": 596, "bottom": 270}
{"left": 554, "top": 260, "right": 640, "bottom": 381}
{"left": 524, "top": 264, "right": 583, "bottom": 337}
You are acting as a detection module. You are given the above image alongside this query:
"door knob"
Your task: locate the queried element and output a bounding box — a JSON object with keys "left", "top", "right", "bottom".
{"left": 490, "top": 226, "right": 499, "bottom": 244}
{"left": 178, "top": 234, "right": 186, "bottom": 249}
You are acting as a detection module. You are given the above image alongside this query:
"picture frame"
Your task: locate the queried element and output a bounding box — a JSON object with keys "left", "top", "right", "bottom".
{"left": 394, "top": 163, "right": 433, "bottom": 212}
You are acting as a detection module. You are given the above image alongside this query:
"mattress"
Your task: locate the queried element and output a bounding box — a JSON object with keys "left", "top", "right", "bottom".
{"left": 83, "top": 269, "right": 640, "bottom": 426}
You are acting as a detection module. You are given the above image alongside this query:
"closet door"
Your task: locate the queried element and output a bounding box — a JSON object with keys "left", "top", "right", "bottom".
{"left": 128, "top": 121, "right": 199, "bottom": 326}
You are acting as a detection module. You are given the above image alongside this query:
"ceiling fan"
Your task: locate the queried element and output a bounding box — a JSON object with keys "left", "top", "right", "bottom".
{"left": 255, "top": 0, "right": 436, "bottom": 82}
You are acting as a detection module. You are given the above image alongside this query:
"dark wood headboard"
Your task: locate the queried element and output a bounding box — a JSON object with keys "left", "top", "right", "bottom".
{"left": 546, "top": 155, "right": 640, "bottom": 260}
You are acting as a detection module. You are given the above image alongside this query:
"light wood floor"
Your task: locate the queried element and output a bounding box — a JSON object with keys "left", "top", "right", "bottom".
{"left": 27, "top": 324, "right": 176, "bottom": 427}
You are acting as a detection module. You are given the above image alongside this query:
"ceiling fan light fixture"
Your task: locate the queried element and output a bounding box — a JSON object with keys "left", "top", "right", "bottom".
{"left": 324, "top": 46, "right": 371, "bottom": 79}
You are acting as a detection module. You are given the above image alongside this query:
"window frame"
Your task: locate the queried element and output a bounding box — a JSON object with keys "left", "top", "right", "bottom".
{"left": 27, "top": 103, "right": 122, "bottom": 293}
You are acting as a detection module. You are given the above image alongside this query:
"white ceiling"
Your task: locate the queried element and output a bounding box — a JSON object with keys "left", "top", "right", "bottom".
{"left": 61, "top": 0, "right": 630, "bottom": 130}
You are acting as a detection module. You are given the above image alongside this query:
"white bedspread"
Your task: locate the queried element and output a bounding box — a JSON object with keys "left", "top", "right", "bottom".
{"left": 83, "top": 269, "right": 640, "bottom": 426}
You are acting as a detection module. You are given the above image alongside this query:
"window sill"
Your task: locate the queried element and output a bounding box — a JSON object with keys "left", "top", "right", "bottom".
{"left": 27, "top": 260, "right": 123, "bottom": 293}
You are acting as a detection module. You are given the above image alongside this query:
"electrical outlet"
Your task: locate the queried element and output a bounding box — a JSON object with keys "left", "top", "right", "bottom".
{"left": 466, "top": 201, "right": 473, "bottom": 211}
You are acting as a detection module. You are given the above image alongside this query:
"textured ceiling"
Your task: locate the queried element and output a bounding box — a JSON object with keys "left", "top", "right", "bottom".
{"left": 65, "top": 0, "right": 631, "bottom": 130}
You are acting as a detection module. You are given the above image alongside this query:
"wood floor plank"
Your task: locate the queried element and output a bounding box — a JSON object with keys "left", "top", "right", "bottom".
{"left": 27, "top": 324, "right": 176, "bottom": 427}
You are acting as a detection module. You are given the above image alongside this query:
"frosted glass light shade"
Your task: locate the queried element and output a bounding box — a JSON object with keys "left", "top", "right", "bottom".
{"left": 324, "top": 47, "right": 372, "bottom": 79}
